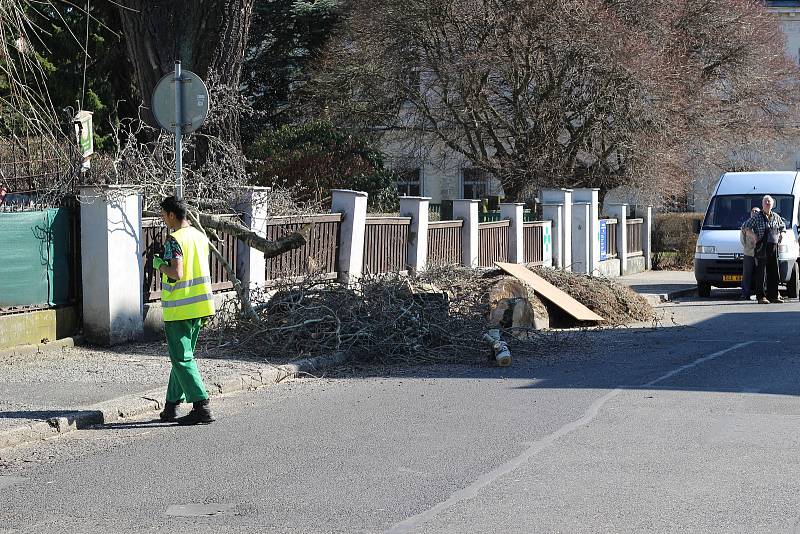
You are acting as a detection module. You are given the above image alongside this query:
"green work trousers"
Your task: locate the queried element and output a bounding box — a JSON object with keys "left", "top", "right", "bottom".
{"left": 164, "top": 318, "right": 209, "bottom": 404}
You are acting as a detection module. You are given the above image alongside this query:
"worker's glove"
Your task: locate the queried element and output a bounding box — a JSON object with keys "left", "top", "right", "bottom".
{"left": 152, "top": 256, "right": 167, "bottom": 272}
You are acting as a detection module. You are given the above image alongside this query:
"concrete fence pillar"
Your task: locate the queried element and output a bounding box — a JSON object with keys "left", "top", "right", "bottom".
{"left": 332, "top": 189, "right": 368, "bottom": 282}
{"left": 573, "top": 188, "right": 600, "bottom": 275}
{"left": 500, "top": 202, "right": 524, "bottom": 263}
{"left": 542, "top": 220, "right": 554, "bottom": 267}
{"left": 400, "top": 196, "right": 430, "bottom": 272}
{"left": 235, "top": 186, "right": 270, "bottom": 292}
{"left": 607, "top": 203, "right": 628, "bottom": 275}
{"left": 571, "top": 202, "right": 591, "bottom": 274}
{"left": 541, "top": 203, "right": 563, "bottom": 269}
{"left": 541, "top": 188, "right": 572, "bottom": 270}
{"left": 453, "top": 199, "right": 480, "bottom": 268}
{"left": 636, "top": 205, "right": 653, "bottom": 270}
{"left": 80, "top": 186, "right": 144, "bottom": 345}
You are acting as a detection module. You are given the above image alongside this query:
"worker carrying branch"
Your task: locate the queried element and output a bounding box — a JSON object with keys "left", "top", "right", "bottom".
{"left": 153, "top": 196, "right": 215, "bottom": 425}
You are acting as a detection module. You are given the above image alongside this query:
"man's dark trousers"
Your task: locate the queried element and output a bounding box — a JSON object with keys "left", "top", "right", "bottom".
{"left": 754, "top": 243, "right": 780, "bottom": 301}
{"left": 742, "top": 255, "right": 757, "bottom": 297}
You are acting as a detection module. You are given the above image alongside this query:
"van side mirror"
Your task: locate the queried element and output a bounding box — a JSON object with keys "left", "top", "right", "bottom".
{"left": 692, "top": 219, "right": 701, "bottom": 234}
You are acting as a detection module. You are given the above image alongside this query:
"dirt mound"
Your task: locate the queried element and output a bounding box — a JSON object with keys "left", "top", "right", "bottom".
{"left": 528, "top": 267, "right": 652, "bottom": 324}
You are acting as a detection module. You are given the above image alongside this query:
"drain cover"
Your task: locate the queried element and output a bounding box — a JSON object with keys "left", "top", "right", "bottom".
{"left": 165, "top": 503, "right": 234, "bottom": 517}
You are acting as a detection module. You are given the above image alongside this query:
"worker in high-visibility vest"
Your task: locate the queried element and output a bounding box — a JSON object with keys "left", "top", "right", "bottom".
{"left": 152, "top": 196, "right": 215, "bottom": 425}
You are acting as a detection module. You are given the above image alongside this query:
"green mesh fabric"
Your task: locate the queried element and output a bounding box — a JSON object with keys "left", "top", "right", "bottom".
{"left": 0, "top": 208, "right": 72, "bottom": 307}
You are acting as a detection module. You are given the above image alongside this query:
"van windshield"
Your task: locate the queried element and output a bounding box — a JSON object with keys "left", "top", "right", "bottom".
{"left": 703, "top": 194, "right": 793, "bottom": 230}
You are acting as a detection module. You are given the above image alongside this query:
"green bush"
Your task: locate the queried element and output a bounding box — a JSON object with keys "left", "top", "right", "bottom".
{"left": 652, "top": 212, "right": 703, "bottom": 271}
{"left": 247, "top": 120, "right": 399, "bottom": 212}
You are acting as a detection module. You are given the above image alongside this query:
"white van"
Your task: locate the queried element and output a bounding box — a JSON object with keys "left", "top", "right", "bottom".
{"left": 694, "top": 171, "right": 799, "bottom": 298}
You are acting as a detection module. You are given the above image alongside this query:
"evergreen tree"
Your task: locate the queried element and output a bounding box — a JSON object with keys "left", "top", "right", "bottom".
{"left": 242, "top": 0, "right": 346, "bottom": 143}
{"left": 25, "top": 2, "right": 136, "bottom": 149}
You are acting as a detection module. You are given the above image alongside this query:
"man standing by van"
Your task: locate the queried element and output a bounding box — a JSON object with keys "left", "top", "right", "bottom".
{"left": 742, "top": 195, "right": 785, "bottom": 304}
{"left": 740, "top": 207, "right": 760, "bottom": 300}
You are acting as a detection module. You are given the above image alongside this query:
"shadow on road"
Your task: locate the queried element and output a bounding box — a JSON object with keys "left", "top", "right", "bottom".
{"left": 318, "top": 307, "right": 800, "bottom": 399}
{"left": 4, "top": 304, "right": 799, "bottom": 429}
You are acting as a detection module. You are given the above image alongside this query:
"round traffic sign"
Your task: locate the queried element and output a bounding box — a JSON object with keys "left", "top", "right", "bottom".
{"left": 151, "top": 69, "right": 210, "bottom": 134}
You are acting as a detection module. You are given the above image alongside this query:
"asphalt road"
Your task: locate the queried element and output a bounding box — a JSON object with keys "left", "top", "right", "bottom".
{"left": 3, "top": 290, "right": 800, "bottom": 533}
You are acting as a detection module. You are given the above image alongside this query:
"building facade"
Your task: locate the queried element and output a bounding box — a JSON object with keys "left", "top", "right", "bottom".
{"left": 384, "top": 2, "right": 800, "bottom": 213}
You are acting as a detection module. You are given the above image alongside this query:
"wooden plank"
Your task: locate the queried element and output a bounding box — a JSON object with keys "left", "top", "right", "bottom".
{"left": 479, "top": 220, "right": 510, "bottom": 229}
{"left": 494, "top": 262, "right": 604, "bottom": 322}
{"left": 365, "top": 217, "right": 412, "bottom": 225}
{"left": 265, "top": 213, "right": 343, "bottom": 225}
{"left": 429, "top": 220, "right": 463, "bottom": 229}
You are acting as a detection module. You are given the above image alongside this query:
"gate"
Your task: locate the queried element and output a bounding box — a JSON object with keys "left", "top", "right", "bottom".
{"left": 0, "top": 123, "right": 82, "bottom": 317}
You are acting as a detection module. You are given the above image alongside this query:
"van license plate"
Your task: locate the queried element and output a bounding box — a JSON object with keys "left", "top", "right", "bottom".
{"left": 723, "top": 275, "right": 742, "bottom": 282}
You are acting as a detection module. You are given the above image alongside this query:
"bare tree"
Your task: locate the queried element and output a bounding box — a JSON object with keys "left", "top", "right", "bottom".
{"left": 307, "top": 0, "right": 800, "bottom": 204}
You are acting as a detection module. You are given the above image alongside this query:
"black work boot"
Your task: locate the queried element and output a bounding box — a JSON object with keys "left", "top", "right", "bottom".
{"left": 159, "top": 401, "right": 180, "bottom": 422}
{"left": 176, "top": 399, "right": 214, "bottom": 426}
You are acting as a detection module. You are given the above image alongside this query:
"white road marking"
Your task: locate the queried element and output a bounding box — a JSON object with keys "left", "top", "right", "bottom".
{"left": 0, "top": 476, "right": 24, "bottom": 490}
{"left": 165, "top": 503, "right": 234, "bottom": 517}
{"left": 385, "top": 341, "right": 756, "bottom": 534}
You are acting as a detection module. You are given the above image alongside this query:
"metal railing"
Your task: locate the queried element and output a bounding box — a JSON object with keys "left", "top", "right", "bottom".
{"left": 427, "top": 220, "right": 463, "bottom": 267}
{"left": 363, "top": 216, "right": 411, "bottom": 274}
{"left": 603, "top": 219, "right": 618, "bottom": 259}
{"left": 264, "top": 214, "right": 341, "bottom": 282}
{"left": 478, "top": 220, "right": 510, "bottom": 267}
{"left": 523, "top": 221, "right": 548, "bottom": 265}
{"left": 627, "top": 218, "right": 644, "bottom": 256}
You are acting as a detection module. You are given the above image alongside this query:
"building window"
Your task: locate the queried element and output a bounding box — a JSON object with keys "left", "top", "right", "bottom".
{"left": 396, "top": 168, "right": 421, "bottom": 197}
{"left": 462, "top": 167, "right": 491, "bottom": 199}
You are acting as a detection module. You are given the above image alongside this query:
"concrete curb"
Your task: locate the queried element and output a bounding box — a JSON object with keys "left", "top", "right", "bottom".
{"left": 0, "top": 336, "right": 83, "bottom": 359}
{"left": 639, "top": 286, "right": 697, "bottom": 306}
{"left": 0, "top": 351, "right": 349, "bottom": 451}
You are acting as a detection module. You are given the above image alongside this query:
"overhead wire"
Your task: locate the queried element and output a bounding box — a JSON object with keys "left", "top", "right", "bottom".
{"left": 80, "top": 0, "right": 90, "bottom": 111}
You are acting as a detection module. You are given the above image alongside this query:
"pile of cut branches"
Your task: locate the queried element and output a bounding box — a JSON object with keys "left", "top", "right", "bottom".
{"left": 208, "top": 266, "right": 653, "bottom": 365}
{"left": 211, "top": 268, "right": 493, "bottom": 364}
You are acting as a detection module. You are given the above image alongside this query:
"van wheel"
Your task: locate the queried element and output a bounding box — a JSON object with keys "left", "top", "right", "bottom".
{"left": 787, "top": 265, "right": 799, "bottom": 299}
{"left": 698, "top": 282, "right": 711, "bottom": 298}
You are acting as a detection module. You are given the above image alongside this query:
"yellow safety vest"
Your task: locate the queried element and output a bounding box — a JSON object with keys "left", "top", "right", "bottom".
{"left": 161, "top": 226, "right": 216, "bottom": 321}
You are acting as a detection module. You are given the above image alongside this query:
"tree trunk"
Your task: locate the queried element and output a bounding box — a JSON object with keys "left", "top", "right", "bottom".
{"left": 196, "top": 211, "right": 313, "bottom": 259}
{"left": 187, "top": 210, "right": 312, "bottom": 322}
{"left": 117, "top": 0, "right": 254, "bottom": 145}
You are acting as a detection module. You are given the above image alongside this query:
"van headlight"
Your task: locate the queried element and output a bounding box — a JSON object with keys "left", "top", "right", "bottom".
{"left": 696, "top": 245, "right": 716, "bottom": 254}
{"left": 779, "top": 244, "right": 789, "bottom": 254}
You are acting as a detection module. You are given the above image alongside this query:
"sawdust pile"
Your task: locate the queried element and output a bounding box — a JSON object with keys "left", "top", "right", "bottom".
{"left": 529, "top": 267, "right": 653, "bottom": 324}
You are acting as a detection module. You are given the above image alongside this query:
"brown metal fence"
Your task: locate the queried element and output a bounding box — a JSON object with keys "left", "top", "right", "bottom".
{"left": 363, "top": 217, "right": 410, "bottom": 274}
{"left": 479, "top": 220, "right": 509, "bottom": 267}
{"left": 427, "top": 220, "right": 463, "bottom": 267}
{"left": 141, "top": 216, "right": 238, "bottom": 302}
{"left": 523, "top": 222, "right": 548, "bottom": 265}
{"left": 264, "top": 214, "right": 341, "bottom": 281}
{"left": 604, "top": 219, "right": 618, "bottom": 259}
{"left": 627, "top": 218, "right": 643, "bottom": 256}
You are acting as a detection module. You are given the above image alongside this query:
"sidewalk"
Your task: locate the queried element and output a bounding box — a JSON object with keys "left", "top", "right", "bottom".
{"left": 617, "top": 270, "right": 697, "bottom": 305}
{"left": 0, "top": 339, "right": 344, "bottom": 450}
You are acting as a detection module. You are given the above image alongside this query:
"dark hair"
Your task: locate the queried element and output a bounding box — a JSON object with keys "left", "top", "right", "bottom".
{"left": 160, "top": 196, "right": 187, "bottom": 221}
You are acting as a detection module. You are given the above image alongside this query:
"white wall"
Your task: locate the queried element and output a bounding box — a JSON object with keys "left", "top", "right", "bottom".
{"left": 381, "top": 136, "right": 504, "bottom": 204}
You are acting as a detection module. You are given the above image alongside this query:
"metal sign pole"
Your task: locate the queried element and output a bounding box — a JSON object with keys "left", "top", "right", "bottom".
{"left": 174, "top": 60, "right": 183, "bottom": 200}
{"left": 151, "top": 65, "right": 209, "bottom": 199}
